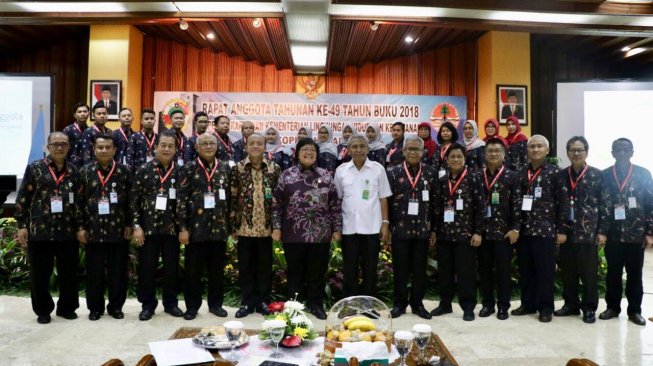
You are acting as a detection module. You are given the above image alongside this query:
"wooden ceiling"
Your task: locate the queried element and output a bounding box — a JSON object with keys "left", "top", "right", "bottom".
{"left": 0, "top": 24, "right": 88, "bottom": 56}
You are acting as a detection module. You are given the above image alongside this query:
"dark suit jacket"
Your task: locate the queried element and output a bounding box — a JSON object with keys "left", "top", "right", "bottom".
{"left": 93, "top": 100, "right": 117, "bottom": 115}
{"left": 501, "top": 104, "right": 524, "bottom": 119}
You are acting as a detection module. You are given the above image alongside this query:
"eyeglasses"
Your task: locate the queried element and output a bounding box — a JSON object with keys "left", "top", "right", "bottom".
{"left": 199, "top": 142, "right": 217, "bottom": 147}
{"left": 568, "top": 149, "right": 586, "bottom": 154}
{"left": 48, "top": 142, "right": 69, "bottom": 149}
{"left": 404, "top": 147, "right": 422, "bottom": 153}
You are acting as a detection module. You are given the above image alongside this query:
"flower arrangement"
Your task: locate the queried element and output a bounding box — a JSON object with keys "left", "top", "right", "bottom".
{"left": 259, "top": 299, "right": 319, "bottom": 347}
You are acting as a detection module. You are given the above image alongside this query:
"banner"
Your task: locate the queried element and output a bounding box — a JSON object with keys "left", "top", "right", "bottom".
{"left": 153, "top": 92, "right": 467, "bottom": 145}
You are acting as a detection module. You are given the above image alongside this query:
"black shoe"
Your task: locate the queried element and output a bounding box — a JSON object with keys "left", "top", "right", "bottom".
{"left": 164, "top": 306, "right": 184, "bottom": 317}
{"left": 209, "top": 307, "right": 228, "bottom": 317}
{"left": 539, "top": 313, "right": 552, "bottom": 323}
{"left": 554, "top": 305, "right": 580, "bottom": 317}
{"left": 583, "top": 311, "right": 596, "bottom": 324}
{"left": 255, "top": 303, "right": 270, "bottom": 316}
{"left": 235, "top": 306, "right": 253, "bottom": 318}
{"left": 430, "top": 306, "right": 453, "bottom": 317}
{"left": 497, "top": 308, "right": 509, "bottom": 320}
{"left": 479, "top": 306, "right": 495, "bottom": 318}
{"left": 88, "top": 311, "right": 102, "bottom": 321}
{"left": 599, "top": 308, "right": 619, "bottom": 320}
{"left": 411, "top": 306, "right": 432, "bottom": 320}
{"left": 56, "top": 311, "right": 77, "bottom": 320}
{"left": 139, "top": 309, "right": 154, "bottom": 321}
{"left": 463, "top": 311, "right": 475, "bottom": 321}
{"left": 628, "top": 313, "right": 646, "bottom": 326}
{"left": 390, "top": 306, "right": 406, "bottom": 319}
{"left": 108, "top": 310, "right": 124, "bottom": 319}
{"left": 183, "top": 311, "right": 197, "bottom": 320}
{"left": 511, "top": 306, "right": 536, "bottom": 316}
{"left": 309, "top": 305, "right": 327, "bottom": 320}
{"left": 37, "top": 314, "right": 51, "bottom": 324}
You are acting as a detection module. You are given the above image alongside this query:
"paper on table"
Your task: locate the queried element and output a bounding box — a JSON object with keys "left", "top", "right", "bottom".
{"left": 148, "top": 338, "right": 215, "bottom": 366}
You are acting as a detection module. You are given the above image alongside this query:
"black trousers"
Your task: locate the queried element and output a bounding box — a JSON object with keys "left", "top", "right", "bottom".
{"left": 341, "top": 234, "right": 380, "bottom": 297}
{"left": 391, "top": 239, "right": 428, "bottom": 309}
{"left": 283, "top": 242, "right": 330, "bottom": 306}
{"left": 605, "top": 241, "right": 644, "bottom": 314}
{"left": 28, "top": 240, "right": 79, "bottom": 316}
{"left": 137, "top": 234, "right": 180, "bottom": 312}
{"left": 237, "top": 236, "right": 272, "bottom": 307}
{"left": 437, "top": 240, "right": 477, "bottom": 312}
{"left": 478, "top": 238, "right": 513, "bottom": 310}
{"left": 184, "top": 241, "right": 226, "bottom": 312}
{"left": 85, "top": 241, "right": 128, "bottom": 313}
{"left": 516, "top": 235, "right": 555, "bottom": 315}
{"left": 559, "top": 242, "right": 599, "bottom": 312}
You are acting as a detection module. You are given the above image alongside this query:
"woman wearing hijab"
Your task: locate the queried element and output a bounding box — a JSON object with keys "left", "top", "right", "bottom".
{"left": 316, "top": 125, "right": 338, "bottom": 175}
{"left": 462, "top": 120, "right": 486, "bottom": 169}
{"left": 365, "top": 122, "right": 386, "bottom": 166}
{"left": 483, "top": 118, "right": 509, "bottom": 168}
{"left": 434, "top": 121, "right": 458, "bottom": 178}
{"left": 418, "top": 122, "right": 437, "bottom": 165}
{"left": 504, "top": 116, "right": 528, "bottom": 171}
{"left": 265, "top": 126, "right": 291, "bottom": 170}
{"left": 290, "top": 126, "right": 313, "bottom": 166}
{"left": 337, "top": 124, "right": 354, "bottom": 166}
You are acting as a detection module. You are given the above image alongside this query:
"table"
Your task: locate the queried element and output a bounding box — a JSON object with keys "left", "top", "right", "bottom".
{"left": 170, "top": 327, "right": 458, "bottom": 366}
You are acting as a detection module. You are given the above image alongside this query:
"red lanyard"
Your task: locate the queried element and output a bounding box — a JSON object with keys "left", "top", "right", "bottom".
{"left": 118, "top": 128, "right": 129, "bottom": 142}
{"left": 484, "top": 165, "right": 504, "bottom": 192}
{"left": 527, "top": 167, "right": 542, "bottom": 194}
{"left": 612, "top": 163, "right": 633, "bottom": 194}
{"left": 142, "top": 131, "right": 156, "bottom": 150}
{"left": 509, "top": 133, "right": 524, "bottom": 144}
{"left": 176, "top": 133, "right": 185, "bottom": 152}
{"left": 92, "top": 124, "right": 103, "bottom": 133}
{"left": 96, "top": 161, "right": 116, "bottom": 193}
{"left": 156, "top": 162, "right": 175, "bottom": 191}
{"left": 388, "top": 146, "right": 398, "bottom": 158}
{"left": 465, "top": 138, "right": 477, "bottom": 151}
{"left": 448, "top": 168, "right": 468, "bottom": 203}
{"left": 216, "top": 133, "right": 232, "bottom": 153}
{"left": 340, "top": 147, "right": 348, "bottom": 159}
{"left": 439, "top": 144, "right": 450, "bottom": 162}
{"left": 197, "top": 157, "right": 218, "bottom": 191}
{"left": 73, "top": 123, "right": 82, "bottom": 134}
{"left": 45, "top": 160, "right": 66, "bottom": 191}
{"left": 568, "top": 165, "right": 589, "bottom": 199}
{"left": 403, "top": 162, "right": 422, "bottom": 194}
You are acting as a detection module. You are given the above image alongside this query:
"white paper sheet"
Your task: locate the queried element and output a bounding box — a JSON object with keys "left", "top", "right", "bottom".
{"left": 148, "top": 338, "right": 215, "bottom": 366}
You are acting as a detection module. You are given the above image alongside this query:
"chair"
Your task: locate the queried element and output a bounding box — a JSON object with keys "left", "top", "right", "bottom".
{"left": 100, "top": 359, "right": 125, "bottom": 366}
{"left": 566, "top": 358, "right": 599, "bottom": 366}
{"left": 135, "top": 354, "right": 156, "bottom": 366}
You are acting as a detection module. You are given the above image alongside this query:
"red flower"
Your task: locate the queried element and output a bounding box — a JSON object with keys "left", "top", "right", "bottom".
{"left": 282, "top": 335, "right": 302, "bottom": 347}
{"left": 268, "top": 302, "right": 285, "bottom": 313}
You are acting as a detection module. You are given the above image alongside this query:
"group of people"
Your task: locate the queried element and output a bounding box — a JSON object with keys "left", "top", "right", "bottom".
{"left": 15, "top": 102, "right": 651, "bottom": 329}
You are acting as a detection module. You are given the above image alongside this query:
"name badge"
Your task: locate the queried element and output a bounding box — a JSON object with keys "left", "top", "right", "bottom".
{"left": 438, "top": 169, "right": 446, "bottom": 179}
{"left": 109, "top": 191, "right": 118, "bottom": 204}
{"left": 168, "top": 188, "right": 176, "bottom": 200}
{"left": 422, "top": 190, "right": 429, "bottom": 202}
{"left": 386, "top": 154, "right": 391, "bottom": 163}
{"left": 569, "top": 207, "right": 575, "bottom": 222}
{"left": 68, "top": 192, "right": 75, "bottom": 204}
{"left": 98, "top": 197, "right": 110, "bottom": 215}
{"left": 177, "top": 158, "right": 184, "bottom": 167}
{"left": 444, "top": 207, "right": 455, "bottom": 223}
{"left": 408, "top": 201, "right": 419, "bottom": 216}
{"left": 362, "top": 189, "right": 369, "bottom": 200}
{"left": 456, "top": 198, "right": 464, "bottom": 211}
{"left": 218, "top": 188, "right": 226, "bottom": 201}
{"left": 204, "top": 192, "right": 215, "bottom": 209}
{"left": 122, "top": 156, "right": 127, "bottom": 165}
{"left": 265, "top": 187, "right": 273, "bottom": 199}
{"left": 146, "top": 156, "right": 154, "bottom": 162}
{"left": 628, "top": 196, "right": 637, "bottom": 209}
{"left": 228, "top": 160, "right": 236, "bottom": 168}
{"left": 534, "top": 187, "right": 542, "bottom": 199}
{"left": 486, "top": 206, "right": 492, "bottom": 218}
{"left": 614, "top": 204, "right": 626, "bottom": 220}
{"left": 51, "top": 196, "right": 63, "bottom": 213}
{"left": 491, "top": 191, "right": 500, "bottom": 205}
{"left": 155, "top": 195, "right": 167, "bottom": 211}
{"left": 522, "top": 195, "right": 533, "bottom": 211}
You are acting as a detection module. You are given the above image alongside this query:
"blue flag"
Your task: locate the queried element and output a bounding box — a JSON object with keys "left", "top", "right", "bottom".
{"left": 28, "top": 107, "right": 46, "bottom": 163}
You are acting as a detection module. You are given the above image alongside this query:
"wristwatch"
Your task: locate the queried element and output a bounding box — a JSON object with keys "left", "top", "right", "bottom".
{"left": 382, "top": 220, "right": 390, "bottom": 225}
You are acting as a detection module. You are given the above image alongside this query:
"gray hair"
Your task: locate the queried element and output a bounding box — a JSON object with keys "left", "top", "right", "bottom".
{"left": 528, "top": 134, "right": 549, "bottom": 149}
{"left": 403, "top": 134, "right": 424, "bottom": 150}
{"left": 348, "top": 134, "right": 368, "bottom": 146}
{"left": 247, "top": 132, "right": 266, "bottom": 143}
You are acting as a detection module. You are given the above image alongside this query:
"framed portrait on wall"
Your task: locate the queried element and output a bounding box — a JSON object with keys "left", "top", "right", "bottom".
{"left": 497, "top": 85, "right": 527, "bottom": 125}
{"left": 90, "top": 80, "right": 121, "bottom": 120}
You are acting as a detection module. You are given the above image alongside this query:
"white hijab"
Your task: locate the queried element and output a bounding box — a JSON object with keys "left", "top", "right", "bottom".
{"left": 265, "top": 126, "right": 283, "bottom": 154}
{"left": 366, "top": 123, "right": 385, "bottom": 151}
{"left": 317, "top": 125, "right": 338, "bottom": 156}
{"left": 462, "top": 120, "right": 486, "bottom": 150}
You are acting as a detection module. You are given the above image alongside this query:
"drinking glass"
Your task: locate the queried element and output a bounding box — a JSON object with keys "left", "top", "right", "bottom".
{"left": 223, "top": 320, "right": 244, "bottom": 362}
{"left": 412, "top": 324, "right": 432, "bottom": 363}
{"left": 266, "top": 319, "right": 287, "bottom": 358}
{"left": 394, "top": 331, "right": 414, "bottom": 366}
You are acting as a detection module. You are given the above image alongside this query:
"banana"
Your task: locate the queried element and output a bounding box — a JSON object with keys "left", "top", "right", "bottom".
{"left": 343, "top": 316, "right": 368, "bottom": 328}
{"left": 347, "top": 319, "right": 377, "bottom": 331}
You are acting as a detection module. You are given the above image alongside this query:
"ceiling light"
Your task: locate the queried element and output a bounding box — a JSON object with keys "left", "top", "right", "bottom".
{"left": 252, "top": 18, "right": 263, "bottom": 28}
{"left": 370, "top": 21, "right": 379, "bottom": 31}
{"left": 291, "top": 45, "right": 327, "bottom": 67}
{"left": 621, "top": 46, "right": 631, "bottom": 52}
{"left": 206, "top": 33, "right": 215, "bottom": 40}
{"left": 179, "top": 18, "right": 189, "bottom": 30}
{"left": 625, "top": 47, "right": 647, "bottom": 57}
{"left": 174, "top": 2, "right": 283, "bottom": 12}
{"left": 405, "top": 36, "right": 414, "bottom": 44}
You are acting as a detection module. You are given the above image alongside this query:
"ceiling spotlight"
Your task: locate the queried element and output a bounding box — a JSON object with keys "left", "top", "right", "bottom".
{"left": 621, "top": 46, "right": 631, "bottom": 52}
{"left": 206, "top": 33, "right": 215, "bottom": 40}
{"left": 179, "top": 18, "right": 189, "bottom": 30}
{"left": 370, "top": 21, "right": 379, "bottom": 31}
{"left": 252, "top": 18, "right": 263, "bottom": 28}
{"left": 405, "top": 36, "right": 414, "bottom": 44}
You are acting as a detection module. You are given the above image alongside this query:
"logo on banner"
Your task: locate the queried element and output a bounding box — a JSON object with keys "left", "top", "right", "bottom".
{"left": 295, "top": 74, "right": 325, "bottom": 100}
{"left": 161, "top": 98, "right": 191, "bottom": 128}
{"left": 429, "top": 102, "right": 460, "bottom": 129}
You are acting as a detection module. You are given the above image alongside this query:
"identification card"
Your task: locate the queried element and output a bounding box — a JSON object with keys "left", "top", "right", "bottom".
{"left": 486, "top": 206, "right": 492, "bottom": 218}
{"left": 438, "top": 169, "right": 446, "bottom": 179}
{"left": 204, "top": 192, "right": 215, "bottom": 209}
{"left": 122, "top": 156, "right": 127, "bottom": 165}
{"left": 386, "top": 154, "right": 391, "bottom": 163}
{"left": 51, "top": 196, "right": 63, "bottom": 213}
{"left": 444, "top": 207, "right": 455, "bottom": 223}
{"left": 109, "top": 191, "right": 118, "bottom": 204}
{"left": 146, "top": 156, "right": 154, "bottom": 162}
{"left": 98, "top": 197, "right": 110, "bottom": 215}
{"left": 155, "top": 195, "right": 167, "bottom": 211}
{"left": 228, "top": 160, "right": 236, "bottom": 168}
{"left": 422, "top": 190, "right": 429, "bottom": 201}
{"left": 177, "top": 158, "right": 184, "bottom": 167}
{"left": 456, "top": 198, "right": 464, "bottom": 211}
{"left": 569, "top": 207, "right": 575, "bottom": 222}
{"left": 362, "top": 189, "right": 369, "bottom": 200}
{"left": 614, "top": 204, "right": 626, "bottom": 220}
{"left": 168, "top": 188, "right": 176, "bottom": 200}
{"left": 491, "top": 191, "right": 500, "bottom": 205}
{"left": 218, "top": 188, "right": 226, "bottom": 201}
{"left": 408, "top": 201, "right": 419, "bottom": 215}
{"left": 68, "top": 192, "right": 74, "bottom": 204}
{"left": 265, "top": 187, "right": 273, "bottom": 199}
{"left": 628, "top": 196, "right": 637, "bottom": 209}
{"left": 522, "top": 195, "right": 533, "bottom": 211}
{"left": 534, "top": 186, "right": 542, "bottom": 198}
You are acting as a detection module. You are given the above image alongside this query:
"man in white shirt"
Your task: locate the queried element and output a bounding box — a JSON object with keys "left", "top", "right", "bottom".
{"left": 334, "top": 134, "right": 392, "bottom": 297}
